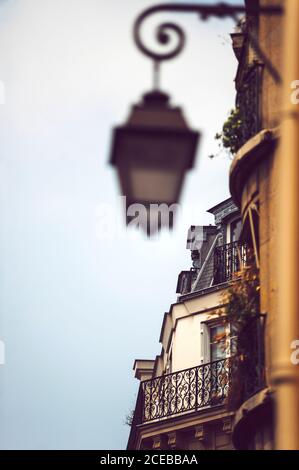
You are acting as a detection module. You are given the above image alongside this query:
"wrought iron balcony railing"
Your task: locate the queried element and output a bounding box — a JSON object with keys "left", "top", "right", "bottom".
{"left": 134, "top": 315, "right": 265, "bottom": 423}
{"left": 141, "top": 358, "right": 230, "bottom": 423}
{"left": 236, "top": 314, "right": 266, "bottom": 401}
{"left": 213, "top": 241, "right": 247, "bottom": 285}
{"left": 236, "top": 62, "right": 263, "bottom": 150}
{"left": 127, "top": 316, "right": 266, "bottom": 449}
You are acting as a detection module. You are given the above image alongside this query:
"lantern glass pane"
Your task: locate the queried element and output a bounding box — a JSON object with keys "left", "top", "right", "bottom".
{"left": 130, "top": 167, "right": 181, "bottom": 203}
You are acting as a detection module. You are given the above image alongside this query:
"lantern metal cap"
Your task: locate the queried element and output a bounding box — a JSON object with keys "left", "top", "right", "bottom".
{"left": 110, "top": 89, "right": 199, "bottom": 168}
{"left": 142, "top": 90, "right": 170, "bottom": 107}
{"left": 122, "top": 89, "right": 195, "bottom": 131}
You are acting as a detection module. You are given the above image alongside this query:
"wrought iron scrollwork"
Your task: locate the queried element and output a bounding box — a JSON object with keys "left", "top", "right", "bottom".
{"left": 214, "top": 241, "right": 248, "bottom": 285}
{"left": 239, "top": 314, "right": 266, "bottom": 401}
{"left": 128, "top": 317, "right": 265, "bottom": 448}
{"left": 133, "top": 3, "right": 283, "bottom": 83}
{"left": 141, "top": 358, "right": 230, "bottom": 422}
{"left": 134, "top": 14, "right": 186, "bottom": 63}
{"left": 236, "top": 63, "right": 264, "bottom": 147}
{"left": 127, "top": 316, "right": 265, "bottom": 431}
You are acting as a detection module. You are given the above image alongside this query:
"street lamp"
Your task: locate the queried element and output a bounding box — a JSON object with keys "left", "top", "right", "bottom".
{"left": 110, "top": 89, "right": 199, "bottom": 223}
{"left": 109, "top": 2, "right": 283, "bottom": 233}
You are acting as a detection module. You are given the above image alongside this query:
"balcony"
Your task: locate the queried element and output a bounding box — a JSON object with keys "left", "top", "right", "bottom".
{"left": 141, "top": 358, "right": 230, "bottom": 423}
{"left": 236, "top": 62, "right": 263, "bottom": 150}
{"left": 128, "top": 319, "right": 265, "bottom": 450}
{"left": 233, "top": 314, "right": 266, "bottom": 404}
{"left": 130, "top": 316, "right": 265, "bottom": 429}
{"left": 213, "top": 241, "right": 247, "bottom": 285}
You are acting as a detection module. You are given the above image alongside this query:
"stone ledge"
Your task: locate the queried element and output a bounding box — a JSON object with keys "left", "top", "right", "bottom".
{"left": 232, "top": 387, "right": 274, "bottom": 449}
{"left": 229, "top": 128, "right": 280, "bottom": 207}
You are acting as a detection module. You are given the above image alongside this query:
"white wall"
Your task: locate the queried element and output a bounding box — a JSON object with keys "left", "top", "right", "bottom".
{"left": 161, "top": 288, "right": 226, "bottom": 374}
{"left": 172, "top": 312, "right": 211, "bottom": 372}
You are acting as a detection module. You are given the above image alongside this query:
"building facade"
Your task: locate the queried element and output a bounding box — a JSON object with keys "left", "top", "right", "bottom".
{"left": 128, "top": 0, "right": 287, "bottom": 450}
{"left": 229, "top": 0, "right": 283, "bottom": 450}
{"left": 127, "top": 199, "right": 264, "bottom": 450}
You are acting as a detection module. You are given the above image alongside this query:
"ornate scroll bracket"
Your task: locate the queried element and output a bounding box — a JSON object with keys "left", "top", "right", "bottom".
{"left": 194, "top": 424, "right": 207, "bottom": 441}
{"left": 133, "top": 2, "right": 284, "bottom": 85}
{"left": 223, "top": 416, "right": 233, "bottom": 434}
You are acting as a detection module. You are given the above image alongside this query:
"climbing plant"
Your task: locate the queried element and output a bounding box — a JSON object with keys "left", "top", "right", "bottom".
{"left": 210, "top": 108, "right": 243, "bottom": 159}
{"left": 215, "top": 258, "right": 262, "bottom": 409}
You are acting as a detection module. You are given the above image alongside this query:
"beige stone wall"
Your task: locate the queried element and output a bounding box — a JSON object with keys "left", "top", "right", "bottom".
{"left": 251, "top": 0, "right": 282, "bottom": 382}
{"left": 259, "top": 149, "right": 279, "bottom": 381}
{"left": 239, "top": 144, "right": 278, "bottom": 383}
{"left": 259, "top": 0, "right": 283, "bottom": 129}
{"left": 234, "top": 0, "right": 283, "bottom": 384}
{"left": 137, "top": 413, "right": 235, "bottom": 450}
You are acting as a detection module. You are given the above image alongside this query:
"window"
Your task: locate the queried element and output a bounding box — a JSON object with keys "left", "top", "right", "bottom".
{"left": 208, "top": 323, "right": 230, "bottom": 404}
{"left": 210, "top": 324, "right": 227, "bottom": 362}
{"left": 230, "top": 218, "right": 242, "bottom": 242}
{"left": 241, "top": 198, "right": 260, "bottom": 268}
{"left": 165, "top": 351, "right": 172, "bottom": 374}
{"left": 209, "top": 322, "right": 237, "bottom": 361}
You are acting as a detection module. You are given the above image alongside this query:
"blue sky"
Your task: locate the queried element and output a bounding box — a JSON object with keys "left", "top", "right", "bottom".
{"left": 0, "top": 0, "right": 242, "bottom": 449}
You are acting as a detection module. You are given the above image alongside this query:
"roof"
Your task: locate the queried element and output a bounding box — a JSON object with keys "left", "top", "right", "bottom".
{"left": 207, "top": 197, "right": 233, "bottom": 214}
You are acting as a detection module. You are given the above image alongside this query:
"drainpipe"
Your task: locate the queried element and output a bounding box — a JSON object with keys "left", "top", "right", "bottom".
{"left": 273, "top": 0, "right": 299, "bottom": 450}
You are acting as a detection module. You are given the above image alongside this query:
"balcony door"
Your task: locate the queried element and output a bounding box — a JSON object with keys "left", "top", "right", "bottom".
{"left": 208, "top": 323, "right": 230, "bottom": 405}
{"left": 230, "top": 218, "right": 242, "bottom": 243}
{"left": 210, "top": 324, "right": 227, "bottom": 362}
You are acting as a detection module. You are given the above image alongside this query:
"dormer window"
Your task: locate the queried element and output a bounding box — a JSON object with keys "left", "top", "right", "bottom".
{"left": 230, "top": 218, "right": 242, "bottom": 242}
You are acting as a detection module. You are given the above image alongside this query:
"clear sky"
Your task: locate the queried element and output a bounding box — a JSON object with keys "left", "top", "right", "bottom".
{"left": 0, "top": 0, "right": 242, "bottom": 449}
